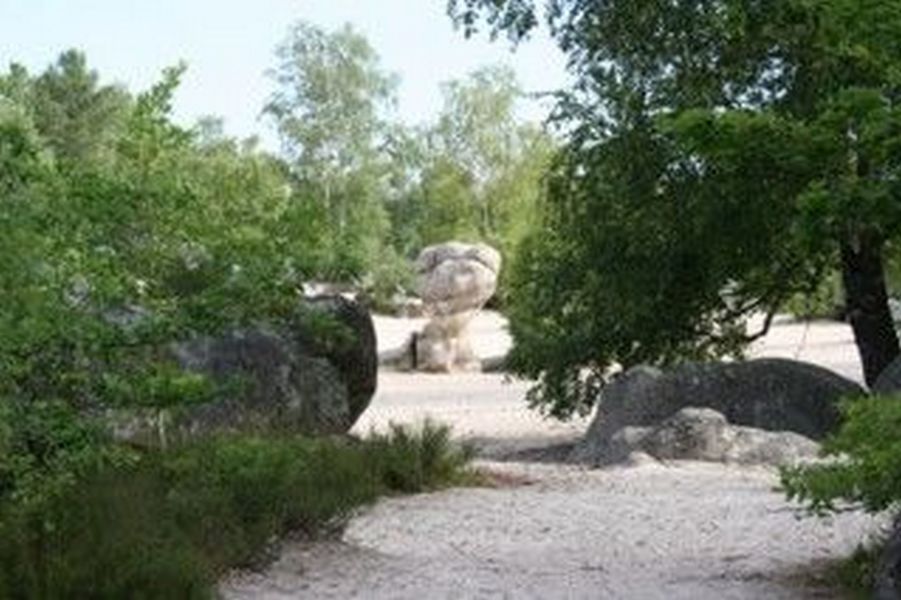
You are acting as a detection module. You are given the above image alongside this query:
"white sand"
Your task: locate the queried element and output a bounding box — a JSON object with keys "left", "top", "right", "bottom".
{"left": 221, "top": 313, "right": 887, "bottom": 599}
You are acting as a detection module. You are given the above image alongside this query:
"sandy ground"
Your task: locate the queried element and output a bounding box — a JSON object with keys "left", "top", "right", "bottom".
{"left": 221, "top": 313, "right": 886, "bottom": 599}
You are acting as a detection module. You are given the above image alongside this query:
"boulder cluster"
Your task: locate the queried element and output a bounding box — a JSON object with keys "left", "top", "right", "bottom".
{"left": 571, "top": 358, "right": 861, "bottom": 466}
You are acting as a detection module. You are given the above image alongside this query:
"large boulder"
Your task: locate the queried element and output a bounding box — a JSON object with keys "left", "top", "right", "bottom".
{"left": 295, "top": 295, "right": 378, "bottom": 424}
{"left": 413, "top": 242, "right": 501, "bottom": 372}
{"left": 876, "top": 517, "right": 901, "bottom": 600}
{"left": 607, "top": 407, "right": 820, "bottom": 466}
{"left": 111, "top": 295, "right": 377, "bottom": 446}
{"left": 572, "top": 358, "right": 863, "bottom": 465}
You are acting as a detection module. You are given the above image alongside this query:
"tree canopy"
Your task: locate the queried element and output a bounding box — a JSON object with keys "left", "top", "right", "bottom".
{"left": 265, "top": 22, "right": 399, "bottom": 282}
{"left": 450, "top": 0, "right": 901, "bottom": 416}
{"left": 392, "top": 66, "right": 554, "bottom": 268}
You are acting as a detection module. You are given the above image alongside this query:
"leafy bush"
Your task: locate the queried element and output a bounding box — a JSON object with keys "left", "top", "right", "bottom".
{"left": 0, "top": 422, "right": 473, "bottom": 599}
{"left": 782, "top": 271, "right": 845, "bottom": 321}
{"left": 0, "top": 54, "right": 330, "bottom": 513}
{"left": 0, "top": 466, "right": 211, "bottom": 600}
{"left": 780, "top": 395, "right": 901, "bottom": 597}
{"left": 781, "top": 395, "right": 901, "bottom": 516}
{"left": 357, "top": 247, "right": 415, "bottom": 315}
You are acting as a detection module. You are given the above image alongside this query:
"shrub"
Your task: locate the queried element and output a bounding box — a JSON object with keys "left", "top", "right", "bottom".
{"left": 0, "top": 466, "right": 211, "bottom": 600}
{"left": 364, "top": 420, "right": 476, "bottom": 493}
{"left": 781, "top": 395, "right": 901, "bottom": 516}
{"left": 0, "top": 422, "right": 473, "bottom": 598}
{"left": 781, "top": 395, "right": 901, "bottom": 597}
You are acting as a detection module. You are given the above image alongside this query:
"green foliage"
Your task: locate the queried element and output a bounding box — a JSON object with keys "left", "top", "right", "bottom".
{"left": 0, "top": 52, "right": 325, "bottom": 510}
{"left": 265, "top": 21, "right": 399, "bottom": 283}
{"left": 0, "top": 50, "right": 131, "bottom": 166}
{"left": 781, "top": 395, "right": 901, "bottom": 516}
{"left": 780, "top": 394, "right": 901, "bottom": 595}
{"left": 0, "top": 467, "right": 211, "bottom": 600}
{"left": 782, "top": 270, "right": 845, "bottom": 321}
{"left": 386, "top": 65, "right": 555, "bottom": 304}
{"left": 363, "top": 420, "right": 476, "bottom": 493}
{"left": 359, "top": 247, "right": 416, "bottom": 313}
{"left": 426, "top": 66, "right": 554, "bottom": 264}
{"left": 831, "top": 540, "right": 886, "bottom": 599}
{"left": 0, "top": 424, "right": 473, "bottom": 599}
{"left": 452, "top": 0, "right": 901, "bottom": 415}
{"left": 265, "top": 24, "right": 554, "bottom": 302}
{"left": 0, "top": 399, "right": 134, "bottom": 510}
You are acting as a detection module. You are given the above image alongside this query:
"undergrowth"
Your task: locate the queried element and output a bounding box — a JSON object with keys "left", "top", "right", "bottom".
{"left": 0, "top": 420, "right": 471, "bottom": 599}
{"left": 781, "top": 394, "right": 901, "bottom": 598}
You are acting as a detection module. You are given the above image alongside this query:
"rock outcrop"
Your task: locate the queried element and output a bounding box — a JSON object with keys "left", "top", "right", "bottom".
{"left": 572, "top": 358, "right": 863, "bottom": 465}
{"left": 413, "top": 242, "right": 501, "bottom": 372}
{"left": 111, "top": 295, "right": 377, "bottom": 446}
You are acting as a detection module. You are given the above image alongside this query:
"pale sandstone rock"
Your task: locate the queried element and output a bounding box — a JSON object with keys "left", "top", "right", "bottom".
{"left": 413, "top": 242, "right": 501, "bottom": 372}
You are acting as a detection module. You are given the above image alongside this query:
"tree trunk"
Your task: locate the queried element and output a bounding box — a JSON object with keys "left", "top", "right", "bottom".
{"left": 840, "top": 231, "right": 900, "bottom": 387}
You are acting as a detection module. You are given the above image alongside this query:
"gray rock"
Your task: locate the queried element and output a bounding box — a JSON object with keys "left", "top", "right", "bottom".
{"left": 640, "top": 408, "right": 735, "bottom": 462}
{"left": 607, "top": 426, "right": 655, "bottom": 462}
{"left": 605, "top": 407, "right": 820, "bottom": 466}
{"left": 111, "top": 295, "right": 376, "bottom": 446}
{"left": 876, "top": 517, "right": 901, "bottom": 600}
{"left": 572, "top": 358, "right": 862, "bottom": 465}
{"left": 297, "top": 295, "right": 378, "bottom": 425}
{"left": 725, "top": 426, "right": 820, "bottom": 465}
{"left": 415, "top": 242, "right": 502, "bottom": 282}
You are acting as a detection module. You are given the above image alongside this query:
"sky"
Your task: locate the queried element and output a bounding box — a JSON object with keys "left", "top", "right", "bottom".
{"left": 0, "top": 1, "right": 570, "bottom": 147}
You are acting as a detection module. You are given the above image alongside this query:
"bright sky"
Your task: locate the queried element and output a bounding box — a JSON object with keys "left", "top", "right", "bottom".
{"left": 0, "top": 1, "right": 569, "bottom": 147}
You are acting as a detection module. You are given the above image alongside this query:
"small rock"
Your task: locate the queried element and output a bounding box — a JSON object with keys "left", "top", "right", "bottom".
{"left": 641, "top": 408, "right": 735, "bottom": 462}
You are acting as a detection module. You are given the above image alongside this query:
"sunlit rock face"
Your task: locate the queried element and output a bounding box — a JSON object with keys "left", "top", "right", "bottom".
{"left": 413, "top": 242, "right": 501, "bottom": 373}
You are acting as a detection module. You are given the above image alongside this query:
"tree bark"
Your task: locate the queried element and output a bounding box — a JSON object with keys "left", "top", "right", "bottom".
{"left": 840, "top": 231, "right": 900, "bottom": 387}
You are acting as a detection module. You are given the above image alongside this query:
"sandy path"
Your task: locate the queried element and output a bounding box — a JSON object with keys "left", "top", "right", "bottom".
{"left": 223, "top": 461, "right": 879, "bottom": 599}
{"left": 220, "top": 313, "right": 886, "bottom": 599}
